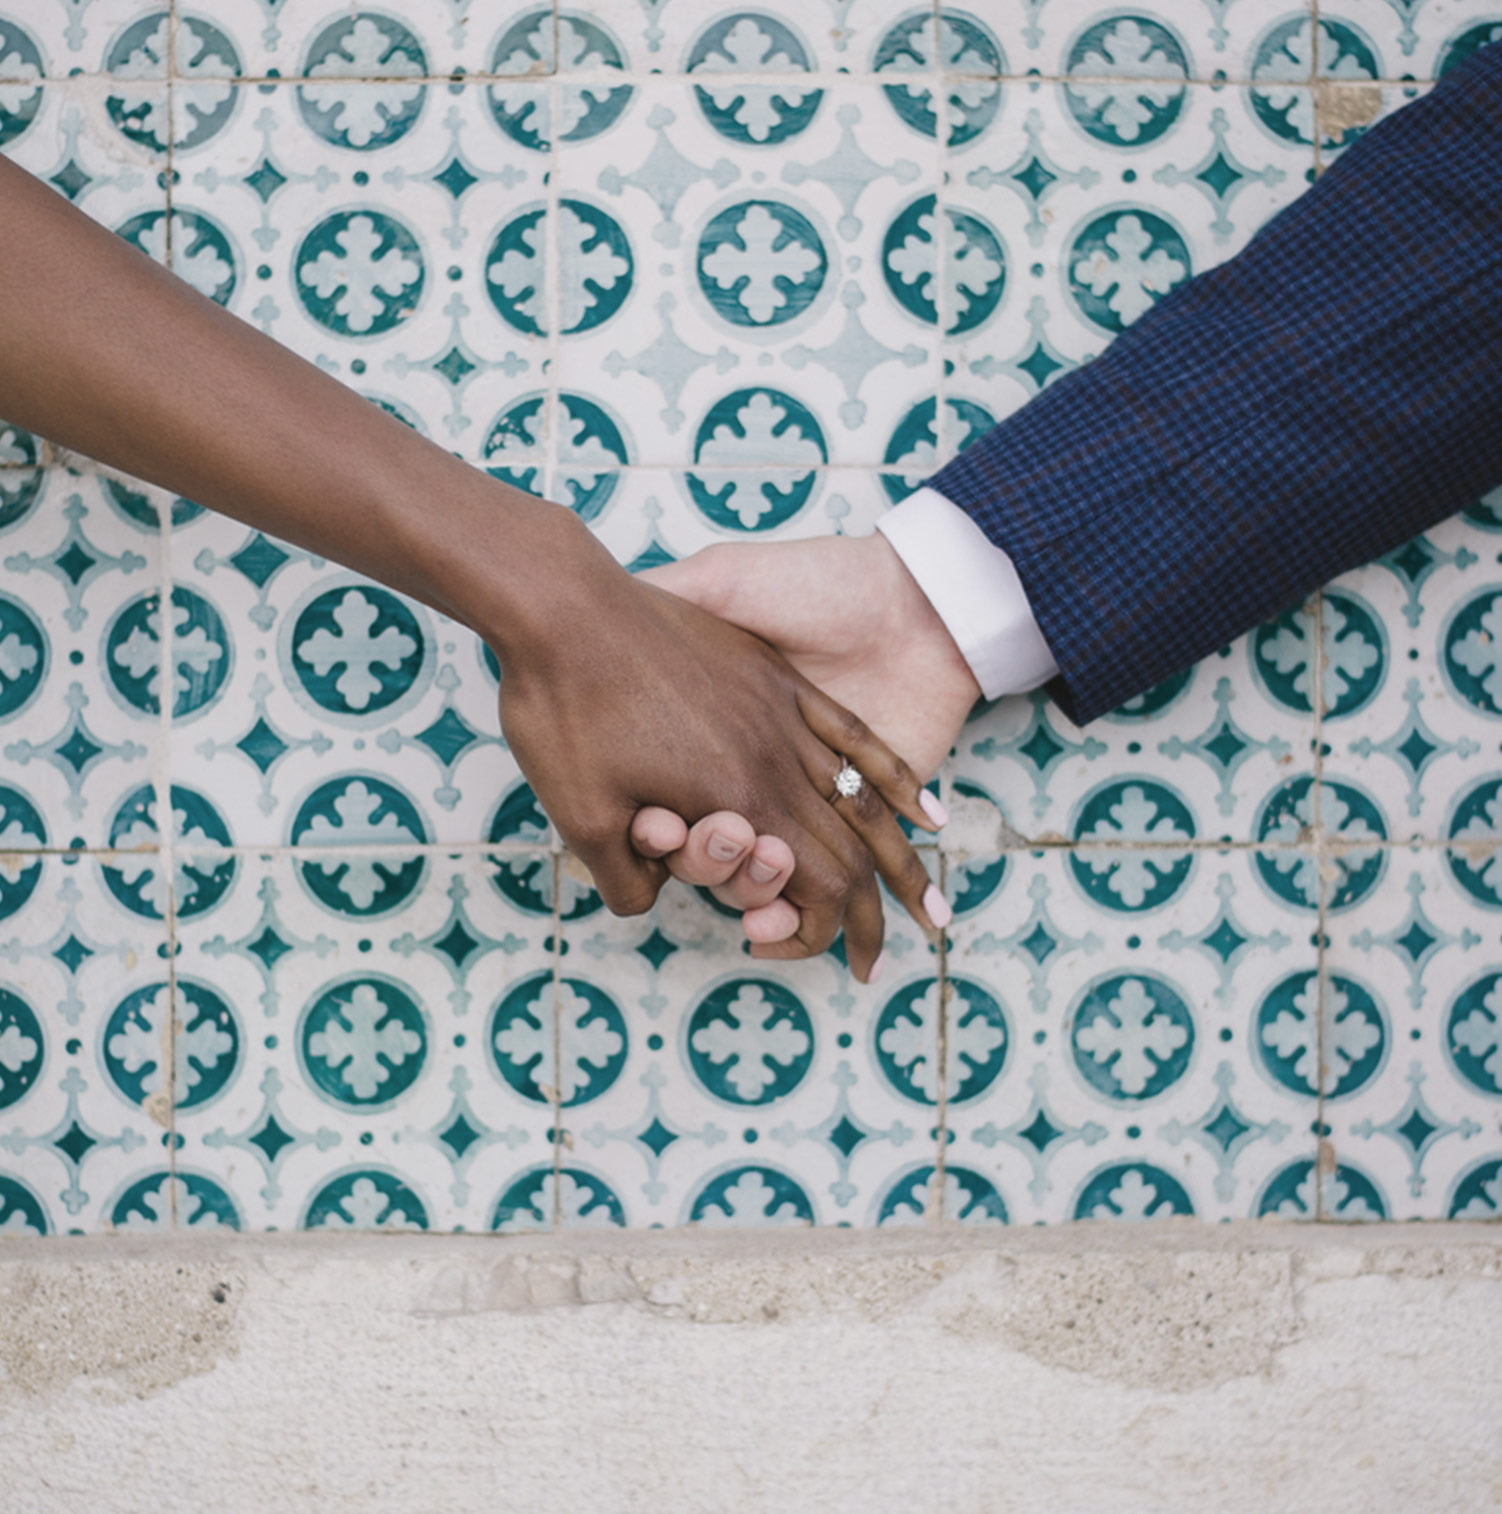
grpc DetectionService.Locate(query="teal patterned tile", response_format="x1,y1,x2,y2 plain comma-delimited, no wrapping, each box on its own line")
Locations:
2,1,173,81
0,854,170,1234
1318,0,1502,78
170,849,556,1231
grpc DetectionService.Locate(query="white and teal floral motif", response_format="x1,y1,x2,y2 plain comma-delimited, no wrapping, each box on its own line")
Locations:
487,11,633,151
686,387,826,531
1250,18,1380,147
0,1175,48,1236
1064,17,1189,147
697,201,827,328
1074,1162,1193,1220
874,975,1007,1105
882,196,1005,335
877,1165,1007,1225
1256,970,1385,1099
296,211,424,337
0,20,42,150
486,782,603,921
882,397,995,502
1440,22,1502,77
1068,208,1190,332
117,209,237,307
105,14,239,154
0,988,42,1112
490,974,627,1107
1253,589,1385,718
290,777,428,915
300,977,426,1108
483,393,630,523
1443,589,1502,716
105,585,229,719
112,1171,241,1230
1259,1158,1386,1220
688,13,821,145
304,1169,428,1230
690,1165,814,1226
0,422,42,529
104,979,240,1112
1070,779,1195,911
486,201,632,336
102,475,202,531
101,783,235,921
874,10,1003,147
1071,975,1193,1100
1446,973,1502,1096
1106,666,1194,720
1256,776,1387,910
289,585,426,717
492,1167,625,1231
0,593,45,719
298,15,427,150
1450,1158,1502,1219
0,785,45,921
687,979,814,1105
1447,778,1502,906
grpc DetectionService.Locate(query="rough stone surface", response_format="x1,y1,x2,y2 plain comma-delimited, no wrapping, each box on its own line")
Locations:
0,1224,1499,1513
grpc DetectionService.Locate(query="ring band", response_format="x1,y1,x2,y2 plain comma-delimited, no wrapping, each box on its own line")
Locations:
832,760,865,802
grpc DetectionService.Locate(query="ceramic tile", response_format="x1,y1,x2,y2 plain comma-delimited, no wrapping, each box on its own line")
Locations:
1,0,167,80
169,849,557,1230
1320,845,1502,1219
1317,0,1502,79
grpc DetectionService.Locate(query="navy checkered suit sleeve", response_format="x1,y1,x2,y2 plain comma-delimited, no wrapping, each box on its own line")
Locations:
926,42,1502,726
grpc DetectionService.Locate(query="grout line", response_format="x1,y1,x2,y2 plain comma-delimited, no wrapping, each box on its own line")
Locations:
931,855,951,1225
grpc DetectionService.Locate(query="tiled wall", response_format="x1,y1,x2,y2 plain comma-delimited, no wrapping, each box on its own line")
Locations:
1,0,1499,1235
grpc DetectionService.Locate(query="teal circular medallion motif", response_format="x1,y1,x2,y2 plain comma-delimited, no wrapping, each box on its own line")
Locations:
874,974,1007,1105
486,781,603,920
491,1165,626,1231
1064,16,1188,146
882,196,1006,334
104,979,240,1111
882,397,996,503
1070,778,1195,911
686,387,826,532
1440,22,1502,77
484,393,630,523
688,13,822,145
0,989,43,1111
874,9,1003,146
1443,589,1502,716
298,14,428,149
696,200,828,328
689,1164,814,1226
487,11,633,151
102,475,203,530
0,785,45,920
489,972,627,1107
1250,18,1380,147
1074,1161,1193,1220
0,21,42,149
0,422,42,530
1464,485,1502,531
486,200,632,337
117,208,237,307
1446,777,1502,906
1071,973,1193,1101
1255,970,1385,1099
0,594,45,719
877,1164,1007,1225
300,976,427,1109
947,779,1008,916
105,585,229,719
1449,1157,1502,1219
304,1168,429,1230
291,776,428,916
106,14,241,153
1258,1157,1386,1219
102,783,236,920
1255,776,1387,910
111,1170,241,1230
1446,973,1502,1097
288,583,427,717
295,210,425,336
685,978,814,1105
1068,208,1190,332
0,1174,48,1235
1252,589,1385,718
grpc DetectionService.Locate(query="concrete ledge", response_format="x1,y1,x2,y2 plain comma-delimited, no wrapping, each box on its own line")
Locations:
2,1223,1499,1512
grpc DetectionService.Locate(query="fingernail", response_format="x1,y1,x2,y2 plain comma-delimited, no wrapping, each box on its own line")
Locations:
867,951,887,986
919,789,949,828
923,883,953,931
747,858,779,884
707,833,745,863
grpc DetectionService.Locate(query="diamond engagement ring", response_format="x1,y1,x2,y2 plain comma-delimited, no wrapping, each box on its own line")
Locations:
832,761,865,802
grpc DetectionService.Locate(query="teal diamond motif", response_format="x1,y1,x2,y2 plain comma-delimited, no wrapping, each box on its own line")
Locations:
53,934,94,973
1396,725,1438,774
432,155,479,199
431,917,481,971
1394,919,1436,964
56,726,103,775
1011,155,1058,200
635,928,679,970
55,541,96,585
1203,721,1248,769
637,1116,678,1158
415,708,480,767
248,1113,296,1165
1017,1108,1062,1153
1201,1101,1251,1153
1395,1105,1438,1155
1017,722,1066,772
243,156,289,204
246,925,292,972
439,1112,482,1161
1201,917,1247,963
1016,341,1065,391
229,532,291,589
432,345,479,387
1196,151,1244,199
627,541,676,574
1019,921,1056,965
54,1121,96,1165
827,1114,868,1158
51,159,93,200
237,717,288,774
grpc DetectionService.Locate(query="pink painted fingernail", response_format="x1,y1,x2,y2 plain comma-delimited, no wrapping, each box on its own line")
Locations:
923,884,953,931
747,858,779,884
919,790,949,828
707,833,745,863
867,952,887,986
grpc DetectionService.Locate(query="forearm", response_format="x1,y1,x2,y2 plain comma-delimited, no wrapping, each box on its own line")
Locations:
0,154,596,658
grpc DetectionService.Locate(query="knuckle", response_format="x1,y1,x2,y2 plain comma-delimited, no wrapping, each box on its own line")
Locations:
609,879,657,917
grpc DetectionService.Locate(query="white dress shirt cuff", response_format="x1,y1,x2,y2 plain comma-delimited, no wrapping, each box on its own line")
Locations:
875,486,1058,701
